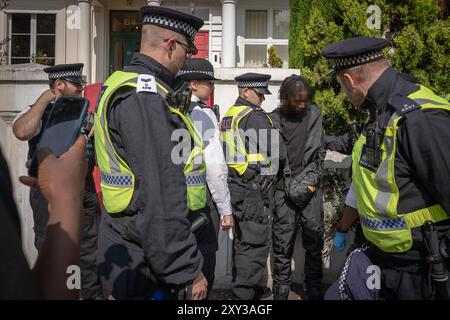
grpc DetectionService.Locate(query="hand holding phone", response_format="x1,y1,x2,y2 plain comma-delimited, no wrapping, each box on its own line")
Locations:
28,96,90,177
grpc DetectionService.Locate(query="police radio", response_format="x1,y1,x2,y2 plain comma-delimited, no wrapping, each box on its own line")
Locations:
364,111,383,169
365,127,382,167
166,82,192,114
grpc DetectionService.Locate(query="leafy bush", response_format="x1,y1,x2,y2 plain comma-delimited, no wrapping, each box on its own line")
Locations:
290,0,450,135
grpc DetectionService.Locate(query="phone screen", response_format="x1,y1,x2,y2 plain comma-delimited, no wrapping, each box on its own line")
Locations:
38,97,88,156
28,97,89,177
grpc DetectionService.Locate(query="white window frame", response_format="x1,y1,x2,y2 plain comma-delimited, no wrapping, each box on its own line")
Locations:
7,10,57,65
239,8,289,68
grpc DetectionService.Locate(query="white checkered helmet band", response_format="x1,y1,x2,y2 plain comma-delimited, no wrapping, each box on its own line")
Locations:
177,70,214,77
330,50,384,70
237,80,270,88
48,70,83,79
143,15,197,40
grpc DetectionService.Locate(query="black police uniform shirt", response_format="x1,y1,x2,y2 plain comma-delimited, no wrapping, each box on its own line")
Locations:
106,53,203,286
233,96,275,174
0,147,41,299
356,67,450,268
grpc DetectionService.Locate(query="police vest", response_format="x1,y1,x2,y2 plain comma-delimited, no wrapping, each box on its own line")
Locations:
352,85,450,253
94,71,206,214
221,105,273,176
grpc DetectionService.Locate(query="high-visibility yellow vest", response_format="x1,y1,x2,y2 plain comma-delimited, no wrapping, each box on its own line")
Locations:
220,105,273,176
352,85,450,253
94,71,206,214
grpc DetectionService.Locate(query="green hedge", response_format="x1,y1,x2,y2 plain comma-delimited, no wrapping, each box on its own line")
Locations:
289,0,450,135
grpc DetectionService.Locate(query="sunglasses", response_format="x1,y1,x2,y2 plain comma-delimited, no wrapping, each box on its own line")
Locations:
165,38,198,57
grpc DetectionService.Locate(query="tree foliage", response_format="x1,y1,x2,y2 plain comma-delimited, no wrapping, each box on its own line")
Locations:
290,0,450,135
267,46,283,68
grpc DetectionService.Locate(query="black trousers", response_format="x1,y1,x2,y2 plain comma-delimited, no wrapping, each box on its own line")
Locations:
97,213,196,300
230,180,271,300
30,187,102,299
97,213,155,300
366,239,450,300
272,188,324,291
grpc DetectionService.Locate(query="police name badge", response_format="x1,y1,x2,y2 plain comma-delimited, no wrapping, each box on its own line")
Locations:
137,74,157,94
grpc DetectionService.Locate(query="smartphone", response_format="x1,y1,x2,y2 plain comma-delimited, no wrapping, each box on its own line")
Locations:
28,96,90,177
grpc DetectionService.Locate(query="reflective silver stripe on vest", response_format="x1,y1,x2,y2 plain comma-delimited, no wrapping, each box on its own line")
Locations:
185,172,206,186
374,113,398,217
360,215,407,231
100,77,138,175
228,155,247,164
373,96,443,217
191,152,203,171
101,172,133,187
227,106,252,164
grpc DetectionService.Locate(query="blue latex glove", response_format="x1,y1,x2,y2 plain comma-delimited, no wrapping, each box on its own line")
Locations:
152,289,164,300
333,231,348,252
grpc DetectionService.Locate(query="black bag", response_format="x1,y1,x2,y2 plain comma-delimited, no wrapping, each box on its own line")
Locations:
284,161,320,211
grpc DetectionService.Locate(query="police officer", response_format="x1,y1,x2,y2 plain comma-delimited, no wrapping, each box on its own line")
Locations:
12,63,102,299
177,58,233,297
269,75,325,300
322,37,450,299
221,73,279,300
95,6,208,300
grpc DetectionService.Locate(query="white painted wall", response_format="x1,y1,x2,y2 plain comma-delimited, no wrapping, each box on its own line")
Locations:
0,64,50,268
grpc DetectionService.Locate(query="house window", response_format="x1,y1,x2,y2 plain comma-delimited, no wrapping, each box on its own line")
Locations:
245,11,268,39
242,9,289,68
10,13,56,65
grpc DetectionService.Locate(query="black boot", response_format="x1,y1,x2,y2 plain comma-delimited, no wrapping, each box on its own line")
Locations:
273,284,289,300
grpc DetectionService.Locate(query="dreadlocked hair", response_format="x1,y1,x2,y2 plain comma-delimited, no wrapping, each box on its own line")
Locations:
279,74,312,102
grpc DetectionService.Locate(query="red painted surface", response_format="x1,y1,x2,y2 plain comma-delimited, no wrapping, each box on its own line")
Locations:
83,83,104,212
192,31,214,107
193,31,209,59
84,82,103,113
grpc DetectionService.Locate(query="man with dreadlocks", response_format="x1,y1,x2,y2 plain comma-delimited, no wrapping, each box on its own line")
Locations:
269,75,326,300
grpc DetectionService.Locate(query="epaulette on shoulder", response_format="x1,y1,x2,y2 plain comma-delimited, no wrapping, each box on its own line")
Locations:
388,95,421,116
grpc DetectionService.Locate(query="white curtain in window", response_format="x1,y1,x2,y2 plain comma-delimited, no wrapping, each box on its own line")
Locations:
245,10,268,39
244,44,267,67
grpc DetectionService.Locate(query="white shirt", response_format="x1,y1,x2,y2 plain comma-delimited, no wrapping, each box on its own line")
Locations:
190,95,232,216
345,181,357,209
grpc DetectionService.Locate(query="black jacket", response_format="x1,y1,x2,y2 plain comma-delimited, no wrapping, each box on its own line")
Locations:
270,104,326,186
106,53,202,286
355,67,450,268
